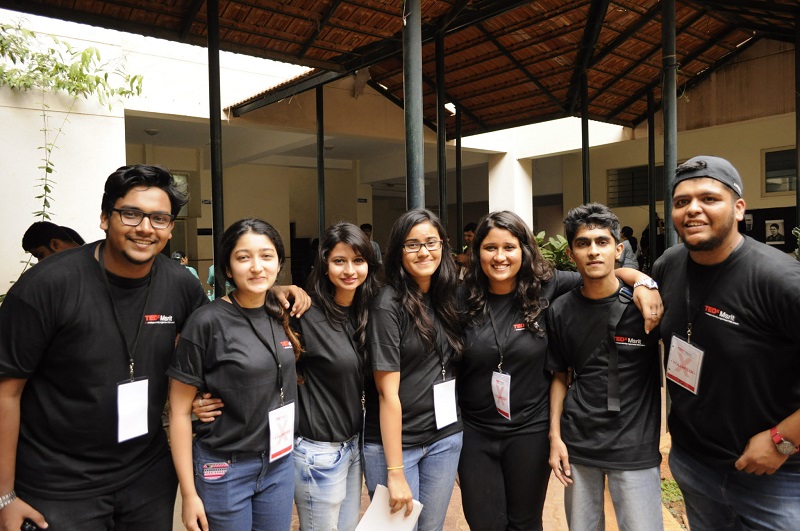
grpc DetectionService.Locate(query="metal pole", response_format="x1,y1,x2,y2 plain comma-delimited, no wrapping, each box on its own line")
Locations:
581,73,590,203
662,0,678,249
404,0,425,209
316,86,326,239
207,0,225,298
647,89,657,270
795,13,800,230
436,32,447,225
456,109,463,250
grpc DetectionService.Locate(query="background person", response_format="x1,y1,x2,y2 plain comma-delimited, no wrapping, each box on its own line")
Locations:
363,208,464,531
360,223,383,264
21,221,84,261
171,250,200,279
169,218,302,531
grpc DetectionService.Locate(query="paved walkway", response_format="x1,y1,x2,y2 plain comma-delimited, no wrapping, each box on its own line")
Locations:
173,433,683,530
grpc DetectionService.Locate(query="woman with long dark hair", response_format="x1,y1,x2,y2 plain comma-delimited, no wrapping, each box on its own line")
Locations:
457,211,662,530
292,222,380,530
168,218,301,531
363,208,464,531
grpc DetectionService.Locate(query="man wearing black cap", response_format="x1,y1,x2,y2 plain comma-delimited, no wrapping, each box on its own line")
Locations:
652,155,800,529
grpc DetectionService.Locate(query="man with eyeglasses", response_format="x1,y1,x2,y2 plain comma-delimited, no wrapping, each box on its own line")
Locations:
0,165,308,530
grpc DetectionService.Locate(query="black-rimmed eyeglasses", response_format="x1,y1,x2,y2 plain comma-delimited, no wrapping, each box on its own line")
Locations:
112,208,175,229
402,240,443,253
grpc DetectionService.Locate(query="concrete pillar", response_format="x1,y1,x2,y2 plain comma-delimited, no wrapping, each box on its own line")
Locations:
488,152,533,230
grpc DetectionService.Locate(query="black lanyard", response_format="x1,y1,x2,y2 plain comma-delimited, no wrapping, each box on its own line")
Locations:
98,243,155,382
683,261,724,345
487,302,511,373
229,293,286,405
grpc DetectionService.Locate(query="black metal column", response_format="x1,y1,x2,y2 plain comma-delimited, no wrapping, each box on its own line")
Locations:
436,32,447,225
795,13,800,230
207,0,225,298
316,86,326,239
648,89,658,267
456,109,463,250
662,0,678,248
404,0,425,209
581,73,590,203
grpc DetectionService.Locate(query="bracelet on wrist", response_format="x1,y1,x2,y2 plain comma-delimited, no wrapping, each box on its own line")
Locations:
386,464,404,471
0,490,16,510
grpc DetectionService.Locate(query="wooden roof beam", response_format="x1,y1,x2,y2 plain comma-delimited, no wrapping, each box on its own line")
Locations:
179,0,205,40
476,24,565,112
366,79,439,132
566,0,612,114
298,0,344,59
588,3,665,69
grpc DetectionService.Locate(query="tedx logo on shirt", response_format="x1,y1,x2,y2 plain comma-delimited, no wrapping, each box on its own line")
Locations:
144,314,174,325
704,305,739,326
614,336,644,347
280,340,293,349
512,323,525,331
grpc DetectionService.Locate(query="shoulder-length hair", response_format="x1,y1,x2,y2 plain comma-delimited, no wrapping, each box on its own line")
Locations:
383,209,462,354
464,210,553,334
306,222,381,355
218,218,301,358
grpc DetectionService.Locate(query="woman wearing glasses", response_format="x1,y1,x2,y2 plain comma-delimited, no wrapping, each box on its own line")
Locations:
457,211,663,530
168,219,302,531
363,209,463,531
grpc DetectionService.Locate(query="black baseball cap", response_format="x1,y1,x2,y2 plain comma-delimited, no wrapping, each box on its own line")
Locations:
673,156,743,197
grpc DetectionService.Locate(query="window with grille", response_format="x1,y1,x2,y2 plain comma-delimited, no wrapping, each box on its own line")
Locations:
607,165,664,208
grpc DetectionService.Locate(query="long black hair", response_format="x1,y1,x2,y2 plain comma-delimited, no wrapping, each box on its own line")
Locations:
383,209,463,354
306,222,381,355
218,218,301,358
464,210,553,335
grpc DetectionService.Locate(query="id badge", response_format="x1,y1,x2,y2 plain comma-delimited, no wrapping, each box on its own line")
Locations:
666,335,704,395
433,379,458,429
117,377,148,442
491,371,511,420
269,402,295,462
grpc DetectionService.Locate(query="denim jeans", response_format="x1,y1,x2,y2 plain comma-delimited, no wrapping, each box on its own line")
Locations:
16,451,177,531
293,434,362,531
363,431,463,531
193,440,294,531
564,463,663,531
670,444,800,530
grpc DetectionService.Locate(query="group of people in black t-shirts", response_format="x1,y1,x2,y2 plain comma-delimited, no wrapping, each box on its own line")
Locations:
178,207,661,531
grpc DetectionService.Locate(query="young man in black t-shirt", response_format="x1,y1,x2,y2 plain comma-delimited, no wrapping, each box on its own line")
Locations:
547,203,663,531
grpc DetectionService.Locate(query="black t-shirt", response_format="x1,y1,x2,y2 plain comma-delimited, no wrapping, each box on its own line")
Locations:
546,284,661,470
0,243,207,498
458,270,581,434
364,286,462,447
653,236,800,470
168,298,298,452
295,303,364,442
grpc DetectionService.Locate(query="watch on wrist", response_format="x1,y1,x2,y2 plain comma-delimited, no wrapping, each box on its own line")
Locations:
770,427,799,455
632,277,658,290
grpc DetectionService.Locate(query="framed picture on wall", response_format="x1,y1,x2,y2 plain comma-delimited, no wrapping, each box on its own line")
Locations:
765,219,786,245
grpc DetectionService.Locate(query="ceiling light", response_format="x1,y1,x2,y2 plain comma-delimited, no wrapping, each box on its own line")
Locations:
144,128,159,136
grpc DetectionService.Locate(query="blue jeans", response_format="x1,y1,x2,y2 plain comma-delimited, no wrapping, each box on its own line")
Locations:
16,451,177,531
564,463,663,531
670,444,800,530
293,434,362,531
363,431,463,531
193,440,294,531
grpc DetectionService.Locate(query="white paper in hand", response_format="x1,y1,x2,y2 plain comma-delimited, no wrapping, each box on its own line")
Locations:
356,484,423,531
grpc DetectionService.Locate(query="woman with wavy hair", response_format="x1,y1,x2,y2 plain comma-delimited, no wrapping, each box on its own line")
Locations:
292,222,380,530
168,218,301,531
457,210,662,530
363,208,464,531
